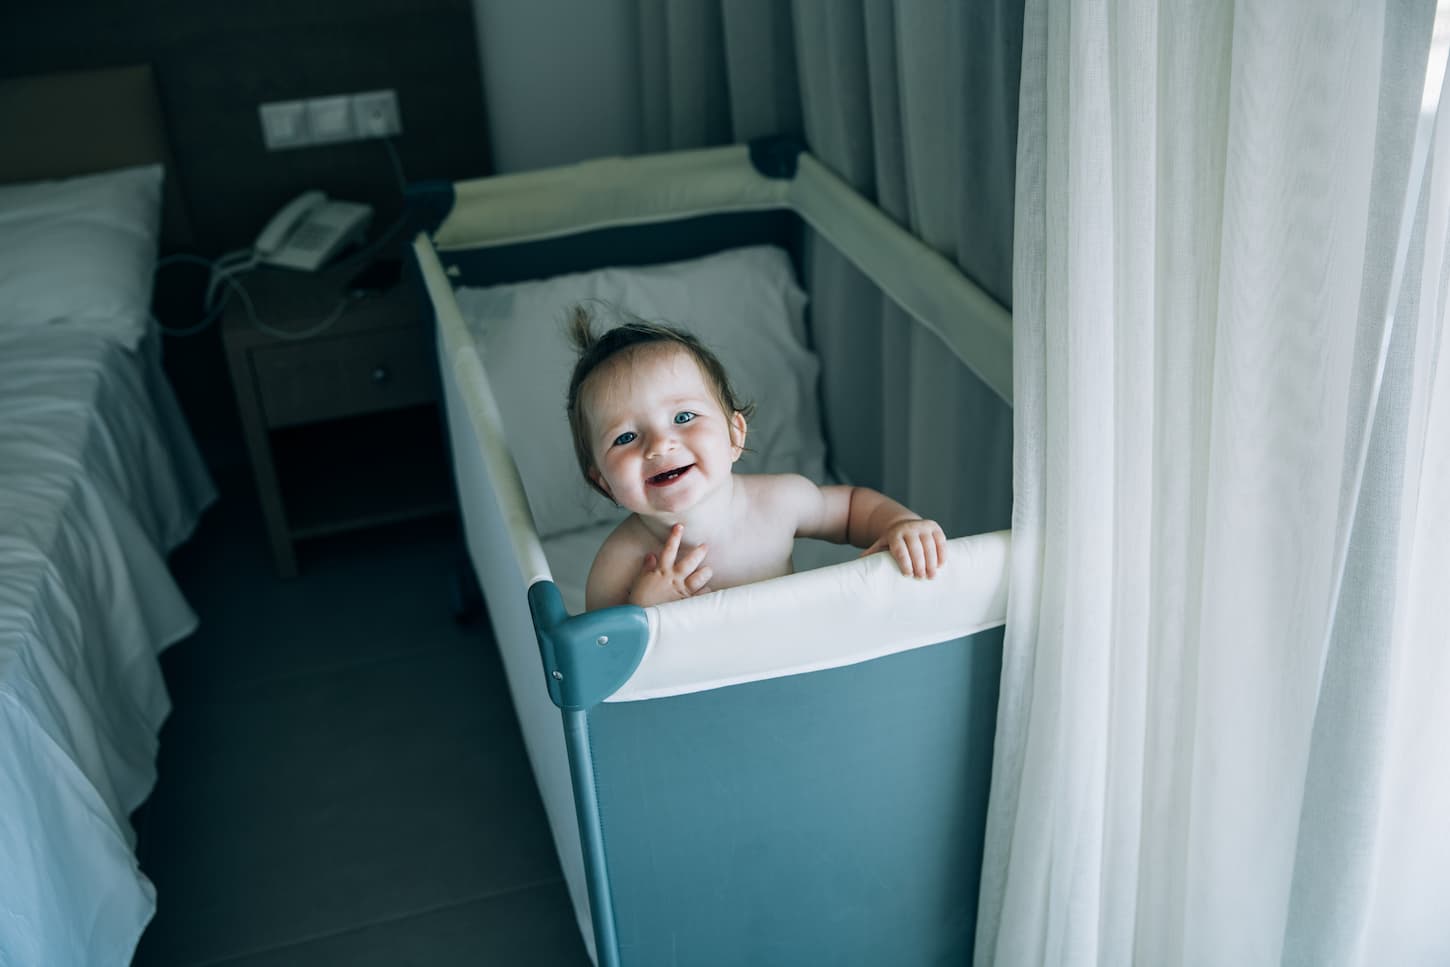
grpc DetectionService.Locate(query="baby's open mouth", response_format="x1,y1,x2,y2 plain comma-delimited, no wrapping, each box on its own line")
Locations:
647,464,694,486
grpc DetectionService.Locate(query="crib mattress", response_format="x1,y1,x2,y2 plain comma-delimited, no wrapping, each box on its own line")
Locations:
0,324,215,965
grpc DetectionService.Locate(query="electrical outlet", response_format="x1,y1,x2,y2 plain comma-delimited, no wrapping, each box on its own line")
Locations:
352,90,402,139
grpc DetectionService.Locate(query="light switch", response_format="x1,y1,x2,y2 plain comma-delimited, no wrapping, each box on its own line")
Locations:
306,96,355,143
259,101,309,150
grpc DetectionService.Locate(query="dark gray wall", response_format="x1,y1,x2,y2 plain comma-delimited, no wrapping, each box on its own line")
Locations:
472,0,644,172
0,0,493,470
0,0,491,250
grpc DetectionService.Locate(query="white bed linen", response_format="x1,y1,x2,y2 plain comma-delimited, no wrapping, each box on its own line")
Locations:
0,324,214,966
0,164,164,350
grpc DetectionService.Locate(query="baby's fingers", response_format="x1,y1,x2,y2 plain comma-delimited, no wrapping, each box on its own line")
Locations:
675,540,709,575
641,552,659,573
906,535,929,578
890,539,914,576
920,532,942,578
658,523,684,568
684,566,714,594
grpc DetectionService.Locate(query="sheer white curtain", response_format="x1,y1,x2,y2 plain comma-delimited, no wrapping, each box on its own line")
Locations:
633,0,1022,538
979,1,1450,964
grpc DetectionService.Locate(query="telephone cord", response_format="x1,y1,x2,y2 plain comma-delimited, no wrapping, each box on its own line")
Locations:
205,247,259,309
151,252,355,341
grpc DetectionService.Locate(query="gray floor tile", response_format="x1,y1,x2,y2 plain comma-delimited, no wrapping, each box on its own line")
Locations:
204,882,591,967
162,483,475,697
134,477,581,967
136,573,564,964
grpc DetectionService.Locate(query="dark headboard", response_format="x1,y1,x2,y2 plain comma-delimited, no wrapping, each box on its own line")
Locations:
0,64,192,247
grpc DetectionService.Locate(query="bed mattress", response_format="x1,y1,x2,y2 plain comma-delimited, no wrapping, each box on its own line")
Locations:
0,324,214,965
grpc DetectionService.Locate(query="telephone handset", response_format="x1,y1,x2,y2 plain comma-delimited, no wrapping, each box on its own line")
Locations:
254,191,373,272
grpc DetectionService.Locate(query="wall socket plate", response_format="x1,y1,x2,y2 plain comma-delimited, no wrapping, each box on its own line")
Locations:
260,89,402,150
352,90,402,139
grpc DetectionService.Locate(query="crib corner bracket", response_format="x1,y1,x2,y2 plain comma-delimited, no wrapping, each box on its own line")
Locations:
403,179,456,235
527,581,650,711
748,134,804,179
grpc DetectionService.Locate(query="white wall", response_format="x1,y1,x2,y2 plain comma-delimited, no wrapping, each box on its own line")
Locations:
472,0,644,173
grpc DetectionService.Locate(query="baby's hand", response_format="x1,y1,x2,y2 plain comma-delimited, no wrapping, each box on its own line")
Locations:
627,523,714,606
863,518,947,579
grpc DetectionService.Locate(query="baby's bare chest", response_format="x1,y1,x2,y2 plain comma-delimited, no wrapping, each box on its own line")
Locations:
693,518,797,591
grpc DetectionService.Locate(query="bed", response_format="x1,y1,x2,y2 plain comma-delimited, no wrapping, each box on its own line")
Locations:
411,143,1014,966
0,66,216,965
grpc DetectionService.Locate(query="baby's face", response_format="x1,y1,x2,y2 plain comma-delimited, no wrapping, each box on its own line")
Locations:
584,345,746,519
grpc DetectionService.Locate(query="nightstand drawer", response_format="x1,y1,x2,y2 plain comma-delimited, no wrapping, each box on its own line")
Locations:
253,326,435,427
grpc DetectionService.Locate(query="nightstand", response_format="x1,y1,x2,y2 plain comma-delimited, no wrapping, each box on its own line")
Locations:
222,263,454,577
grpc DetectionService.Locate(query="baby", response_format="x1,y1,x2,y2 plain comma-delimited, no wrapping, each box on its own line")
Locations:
565,307,947,610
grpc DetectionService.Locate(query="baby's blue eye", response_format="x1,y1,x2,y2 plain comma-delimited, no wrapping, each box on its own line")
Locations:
674,412,696,425
612,431,637,446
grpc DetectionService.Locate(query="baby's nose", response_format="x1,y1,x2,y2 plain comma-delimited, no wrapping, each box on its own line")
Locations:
644,428,678,458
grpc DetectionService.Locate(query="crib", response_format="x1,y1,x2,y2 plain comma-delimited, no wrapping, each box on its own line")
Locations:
409,139,1013,966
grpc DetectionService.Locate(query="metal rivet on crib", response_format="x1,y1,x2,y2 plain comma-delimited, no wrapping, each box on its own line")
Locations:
596,635,609,646
552,670,563,680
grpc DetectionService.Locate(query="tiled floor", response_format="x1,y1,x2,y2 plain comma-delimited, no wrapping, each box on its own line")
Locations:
131,477,592,967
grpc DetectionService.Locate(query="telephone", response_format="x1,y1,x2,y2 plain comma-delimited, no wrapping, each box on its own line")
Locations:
254,191,373,272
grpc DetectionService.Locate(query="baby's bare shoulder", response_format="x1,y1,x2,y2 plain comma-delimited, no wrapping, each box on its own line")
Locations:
595,515,653,559
737,472,820,506
736,473,827,530
738,473,849,541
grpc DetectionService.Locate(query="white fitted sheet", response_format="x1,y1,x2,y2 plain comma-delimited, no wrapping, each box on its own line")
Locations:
0,323,214,966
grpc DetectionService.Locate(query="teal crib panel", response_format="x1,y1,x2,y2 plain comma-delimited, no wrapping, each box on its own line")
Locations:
584,627,1003,967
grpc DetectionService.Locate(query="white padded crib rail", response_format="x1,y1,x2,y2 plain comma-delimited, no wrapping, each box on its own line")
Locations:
614,530,1010,702
429,144,1013,405
414,236,554,588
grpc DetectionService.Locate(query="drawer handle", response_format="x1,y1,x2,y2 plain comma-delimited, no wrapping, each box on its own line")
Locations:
371,365,391,384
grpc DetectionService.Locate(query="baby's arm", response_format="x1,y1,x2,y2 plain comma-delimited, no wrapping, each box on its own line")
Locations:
787,478,947,578
586,522,712,610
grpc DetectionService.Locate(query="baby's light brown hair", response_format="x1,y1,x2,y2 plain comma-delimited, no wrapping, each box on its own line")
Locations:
565,305,754,500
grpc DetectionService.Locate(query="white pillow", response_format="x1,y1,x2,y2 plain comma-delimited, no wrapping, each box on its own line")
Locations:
455,245,828,540
0,163,163,348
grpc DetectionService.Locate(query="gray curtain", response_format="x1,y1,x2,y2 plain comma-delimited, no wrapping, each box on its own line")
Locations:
634,0,1023,538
